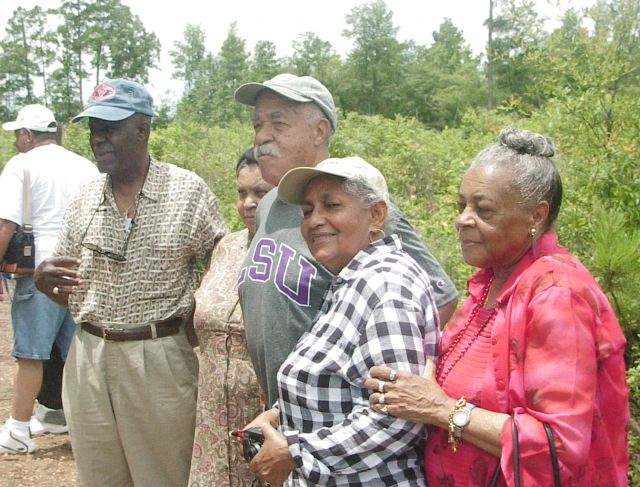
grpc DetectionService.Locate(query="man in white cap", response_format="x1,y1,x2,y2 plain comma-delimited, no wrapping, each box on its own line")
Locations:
0,104,98,454
34,79,227,487
234,74,458,410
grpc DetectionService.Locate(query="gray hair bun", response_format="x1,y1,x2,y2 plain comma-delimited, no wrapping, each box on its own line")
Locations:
499,126,555,158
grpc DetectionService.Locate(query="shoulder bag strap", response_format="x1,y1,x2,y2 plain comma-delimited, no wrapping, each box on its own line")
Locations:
22,167,32,232
512,418,521,487
543,422,562,487
490,419,562,487
488,418,520,487
488,459,502,487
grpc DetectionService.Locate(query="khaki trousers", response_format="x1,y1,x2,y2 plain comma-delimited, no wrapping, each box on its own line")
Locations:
62,326,198,487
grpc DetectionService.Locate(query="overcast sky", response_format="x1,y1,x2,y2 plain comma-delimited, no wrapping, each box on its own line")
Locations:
1,0,596,102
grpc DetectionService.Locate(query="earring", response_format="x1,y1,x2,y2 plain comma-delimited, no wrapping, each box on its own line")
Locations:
369,229,386,243
529,227,540,259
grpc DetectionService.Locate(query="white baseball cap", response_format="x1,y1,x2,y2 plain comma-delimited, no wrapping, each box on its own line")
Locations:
278,156,389,205
2,104,58,133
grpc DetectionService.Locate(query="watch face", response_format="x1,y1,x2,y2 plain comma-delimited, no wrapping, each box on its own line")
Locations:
452,409,470,427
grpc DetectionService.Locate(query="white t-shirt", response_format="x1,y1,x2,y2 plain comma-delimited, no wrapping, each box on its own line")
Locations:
0,144,99,266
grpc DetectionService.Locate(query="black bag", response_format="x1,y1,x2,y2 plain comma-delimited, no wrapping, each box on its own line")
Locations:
2,226,35,274
1,168,35,275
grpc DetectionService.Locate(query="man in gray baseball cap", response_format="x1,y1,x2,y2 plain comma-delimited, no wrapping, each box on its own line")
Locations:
233,76,458,483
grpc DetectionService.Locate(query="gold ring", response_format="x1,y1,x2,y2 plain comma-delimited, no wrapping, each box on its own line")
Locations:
389,369,397,381
378,380,385,393
52,287,59,295
378,393,385,404
381,405,388,414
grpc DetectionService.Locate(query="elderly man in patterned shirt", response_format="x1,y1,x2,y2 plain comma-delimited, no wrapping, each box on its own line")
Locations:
34,79,227,487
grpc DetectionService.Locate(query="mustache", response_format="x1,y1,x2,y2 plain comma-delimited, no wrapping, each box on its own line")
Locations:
254,143,280,158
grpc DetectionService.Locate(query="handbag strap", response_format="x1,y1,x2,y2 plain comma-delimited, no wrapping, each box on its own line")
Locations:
22,167,32,231
488,419,520,487
512,418,521,487
488,419,561,487
543,422,562,487
488,459,502,487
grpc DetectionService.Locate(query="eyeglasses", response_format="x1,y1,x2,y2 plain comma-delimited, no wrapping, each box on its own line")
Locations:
80,203,136,262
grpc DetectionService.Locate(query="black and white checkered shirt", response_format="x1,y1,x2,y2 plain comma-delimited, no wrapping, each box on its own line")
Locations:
277,235,439,486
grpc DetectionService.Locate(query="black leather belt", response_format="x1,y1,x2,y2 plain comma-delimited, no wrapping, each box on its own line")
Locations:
80,316,183,341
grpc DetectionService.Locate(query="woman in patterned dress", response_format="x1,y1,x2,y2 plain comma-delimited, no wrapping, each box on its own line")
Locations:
189,148,274,487
366,127,629,487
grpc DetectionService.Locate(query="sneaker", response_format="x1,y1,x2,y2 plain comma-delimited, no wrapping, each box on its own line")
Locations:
0,425,36,454
34,402,65,423
30,403,67,435
29,416,68,435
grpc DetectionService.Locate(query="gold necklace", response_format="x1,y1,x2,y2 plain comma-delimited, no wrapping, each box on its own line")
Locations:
121,200,136,218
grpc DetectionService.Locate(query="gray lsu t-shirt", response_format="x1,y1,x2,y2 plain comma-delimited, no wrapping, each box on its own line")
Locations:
238,188,458,407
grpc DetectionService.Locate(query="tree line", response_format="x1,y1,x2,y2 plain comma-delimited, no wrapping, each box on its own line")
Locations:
0,0,160,120
5,0,640,133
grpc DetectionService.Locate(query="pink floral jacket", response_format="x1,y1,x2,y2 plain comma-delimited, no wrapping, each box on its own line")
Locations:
432,230,629,487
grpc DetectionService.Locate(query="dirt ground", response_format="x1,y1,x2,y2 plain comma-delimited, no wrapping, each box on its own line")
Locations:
0,281,79,487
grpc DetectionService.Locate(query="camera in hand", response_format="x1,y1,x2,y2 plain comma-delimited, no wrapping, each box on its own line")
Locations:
242,427,265,462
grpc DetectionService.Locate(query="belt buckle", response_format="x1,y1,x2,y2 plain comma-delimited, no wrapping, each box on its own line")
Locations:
102,326,121,341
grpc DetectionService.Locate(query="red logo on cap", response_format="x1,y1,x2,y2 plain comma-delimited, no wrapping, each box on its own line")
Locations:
91,83,116,100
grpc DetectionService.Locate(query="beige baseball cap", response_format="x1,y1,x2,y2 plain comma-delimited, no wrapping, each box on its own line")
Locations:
278,156,388,205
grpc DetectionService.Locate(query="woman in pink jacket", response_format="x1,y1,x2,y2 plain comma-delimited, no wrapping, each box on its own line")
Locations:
366,127,629,487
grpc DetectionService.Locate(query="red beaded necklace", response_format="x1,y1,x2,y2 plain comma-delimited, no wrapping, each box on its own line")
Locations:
436,275,497,385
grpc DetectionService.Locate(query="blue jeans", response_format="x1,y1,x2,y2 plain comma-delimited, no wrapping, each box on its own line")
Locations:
10,275,76,360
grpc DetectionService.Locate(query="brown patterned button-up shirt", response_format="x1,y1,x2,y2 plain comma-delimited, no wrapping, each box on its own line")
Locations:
56,157,227,325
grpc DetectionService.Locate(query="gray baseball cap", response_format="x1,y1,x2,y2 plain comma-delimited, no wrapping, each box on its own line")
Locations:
72,79,154,123
235,73,337,131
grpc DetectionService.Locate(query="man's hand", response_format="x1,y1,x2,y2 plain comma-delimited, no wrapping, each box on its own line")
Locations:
34,256,82,307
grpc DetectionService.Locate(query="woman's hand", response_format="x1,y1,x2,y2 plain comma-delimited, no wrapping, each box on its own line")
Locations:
234,408,280,454
242,408,279,431
250,423,298,487
365,359,454,429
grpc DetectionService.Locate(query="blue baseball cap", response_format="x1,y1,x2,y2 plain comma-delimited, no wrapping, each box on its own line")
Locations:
72,79,154,122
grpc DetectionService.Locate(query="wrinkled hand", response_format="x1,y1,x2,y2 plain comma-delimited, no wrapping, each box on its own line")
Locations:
250,423,297,487
365,359,450,426
33,256,82,307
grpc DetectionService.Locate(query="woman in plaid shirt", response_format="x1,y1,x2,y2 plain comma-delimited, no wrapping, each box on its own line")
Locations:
247,157,439,486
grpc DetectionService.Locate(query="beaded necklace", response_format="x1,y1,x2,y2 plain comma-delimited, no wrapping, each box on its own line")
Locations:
436,275,497,385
